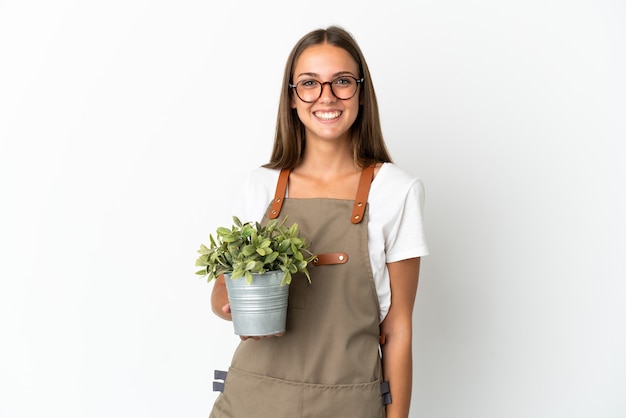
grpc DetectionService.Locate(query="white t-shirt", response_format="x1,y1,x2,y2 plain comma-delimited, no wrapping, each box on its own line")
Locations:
229,162,429,322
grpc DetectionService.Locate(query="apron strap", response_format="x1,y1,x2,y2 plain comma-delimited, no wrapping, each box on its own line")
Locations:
213,369,228,392
380,380,392,405
269,168,290,219
269,165,376,223
351,165,375,224
311,252,349,266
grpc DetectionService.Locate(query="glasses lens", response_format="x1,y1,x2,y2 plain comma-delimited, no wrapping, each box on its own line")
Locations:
331,77,358,100
296,80,321,103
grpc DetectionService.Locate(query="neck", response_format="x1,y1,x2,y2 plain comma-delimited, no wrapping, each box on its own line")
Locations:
297,151,358,178
297,136,357,176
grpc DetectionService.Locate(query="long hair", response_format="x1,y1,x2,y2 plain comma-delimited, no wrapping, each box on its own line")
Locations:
264,26,392,169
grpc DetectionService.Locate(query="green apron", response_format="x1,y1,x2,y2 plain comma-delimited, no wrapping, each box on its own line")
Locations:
210,166,387,418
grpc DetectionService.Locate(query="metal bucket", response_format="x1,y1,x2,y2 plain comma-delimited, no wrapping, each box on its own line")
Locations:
224,270,289,336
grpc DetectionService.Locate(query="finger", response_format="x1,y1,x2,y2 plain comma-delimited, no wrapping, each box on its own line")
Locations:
239,335,262,341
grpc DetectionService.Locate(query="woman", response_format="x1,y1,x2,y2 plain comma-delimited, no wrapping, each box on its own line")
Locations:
210,26,428,418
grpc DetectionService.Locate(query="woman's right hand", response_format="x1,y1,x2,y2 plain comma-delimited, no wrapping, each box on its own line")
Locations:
239,332,285,341
211,275,232,321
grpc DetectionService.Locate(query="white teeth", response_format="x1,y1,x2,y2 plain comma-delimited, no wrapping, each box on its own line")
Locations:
314,111,341,120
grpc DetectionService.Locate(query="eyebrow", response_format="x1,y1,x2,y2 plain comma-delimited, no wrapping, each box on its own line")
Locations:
295,71,357,79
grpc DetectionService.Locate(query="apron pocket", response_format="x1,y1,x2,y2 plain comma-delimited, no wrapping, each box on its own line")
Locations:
301,379,385,418
210,368,301,418
210,368,385,418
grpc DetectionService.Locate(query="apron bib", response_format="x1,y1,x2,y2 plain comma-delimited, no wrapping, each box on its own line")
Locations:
210,166,386,418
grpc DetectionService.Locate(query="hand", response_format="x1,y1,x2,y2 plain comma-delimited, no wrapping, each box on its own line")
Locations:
240,332,285,341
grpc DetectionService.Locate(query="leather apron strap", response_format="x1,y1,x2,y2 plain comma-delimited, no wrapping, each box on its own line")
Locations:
351,164,375,224
269,165,376,223
268,168,290,219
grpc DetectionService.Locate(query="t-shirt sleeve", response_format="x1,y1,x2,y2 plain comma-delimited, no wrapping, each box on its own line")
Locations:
229,171,253,224
384,179,429,263
228,168,276,225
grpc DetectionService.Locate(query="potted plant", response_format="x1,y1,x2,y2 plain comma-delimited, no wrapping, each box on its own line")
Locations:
195,216,315,336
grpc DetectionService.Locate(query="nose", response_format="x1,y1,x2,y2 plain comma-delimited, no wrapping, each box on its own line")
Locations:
319,82,336,102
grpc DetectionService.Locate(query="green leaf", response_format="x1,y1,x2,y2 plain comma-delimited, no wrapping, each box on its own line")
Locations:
216,227,231,236
264,251,278,264
277,239,290,252
281,270,292,286
242,245,256,256
241,224,254,239
221,234,239,243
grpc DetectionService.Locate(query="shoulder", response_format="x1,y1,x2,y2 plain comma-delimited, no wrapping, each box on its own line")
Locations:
368,163,427,237
241,166,281,187
369,163,429,261
233,166,282,198
371,163,424,200
229,166,281,224
368,162,426,224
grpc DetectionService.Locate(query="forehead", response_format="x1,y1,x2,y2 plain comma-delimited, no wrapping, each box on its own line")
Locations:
293,43,359,77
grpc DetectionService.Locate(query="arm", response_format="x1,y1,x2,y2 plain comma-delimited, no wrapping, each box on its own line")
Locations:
380,257,421,418
210,274,232,321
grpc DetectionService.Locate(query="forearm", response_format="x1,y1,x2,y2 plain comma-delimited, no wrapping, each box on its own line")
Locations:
210,275,232,321
381,258,421,418
381,329,413,418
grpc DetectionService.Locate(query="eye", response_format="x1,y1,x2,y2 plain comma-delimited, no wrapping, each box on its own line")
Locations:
299,79,320,89
333,77,354,87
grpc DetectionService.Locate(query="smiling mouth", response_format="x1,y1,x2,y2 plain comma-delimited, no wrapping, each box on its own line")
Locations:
314,111,342,121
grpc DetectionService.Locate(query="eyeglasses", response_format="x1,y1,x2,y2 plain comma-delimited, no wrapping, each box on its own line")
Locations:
289,75,364,103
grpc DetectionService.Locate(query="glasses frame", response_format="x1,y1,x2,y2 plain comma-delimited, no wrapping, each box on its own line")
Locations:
289,75,364,103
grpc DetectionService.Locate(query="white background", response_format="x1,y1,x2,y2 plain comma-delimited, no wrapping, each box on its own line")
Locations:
1,1,625,417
